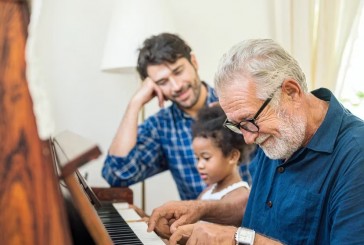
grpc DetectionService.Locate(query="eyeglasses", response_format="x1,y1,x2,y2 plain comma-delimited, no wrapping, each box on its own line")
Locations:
223,87,281,134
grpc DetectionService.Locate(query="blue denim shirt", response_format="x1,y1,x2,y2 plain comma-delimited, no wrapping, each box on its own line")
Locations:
243,88,364,244
102,83,251,200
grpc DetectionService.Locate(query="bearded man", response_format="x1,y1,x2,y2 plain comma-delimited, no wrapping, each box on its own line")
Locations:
147,39,364,245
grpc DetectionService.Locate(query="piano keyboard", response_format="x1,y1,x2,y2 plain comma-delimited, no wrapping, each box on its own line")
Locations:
97,203,165,245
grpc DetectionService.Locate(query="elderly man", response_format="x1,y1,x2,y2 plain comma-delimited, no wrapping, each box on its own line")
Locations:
147,39,364,244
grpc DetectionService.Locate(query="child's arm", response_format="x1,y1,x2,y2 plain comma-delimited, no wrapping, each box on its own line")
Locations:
129,204,149,219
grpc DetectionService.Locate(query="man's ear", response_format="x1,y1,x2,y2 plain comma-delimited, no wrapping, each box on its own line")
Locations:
190,52,199,70
281,79,302,100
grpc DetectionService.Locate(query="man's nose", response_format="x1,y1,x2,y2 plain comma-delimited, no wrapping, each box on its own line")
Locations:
169,77,182,90
241,130,258,145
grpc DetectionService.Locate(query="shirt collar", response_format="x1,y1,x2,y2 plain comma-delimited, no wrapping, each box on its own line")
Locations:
205,82,218,104
306,88,343,153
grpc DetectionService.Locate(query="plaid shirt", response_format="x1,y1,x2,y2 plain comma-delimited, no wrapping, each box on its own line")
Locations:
102,83,251,200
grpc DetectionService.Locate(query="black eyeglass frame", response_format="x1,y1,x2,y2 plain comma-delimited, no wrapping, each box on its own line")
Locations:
223,86,281,134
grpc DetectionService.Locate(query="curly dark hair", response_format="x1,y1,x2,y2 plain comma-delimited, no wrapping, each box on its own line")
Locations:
137,33,192,80
192,105,255,164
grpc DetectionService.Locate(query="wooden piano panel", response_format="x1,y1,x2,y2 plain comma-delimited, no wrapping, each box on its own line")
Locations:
0,0,72,244
92,187,133,204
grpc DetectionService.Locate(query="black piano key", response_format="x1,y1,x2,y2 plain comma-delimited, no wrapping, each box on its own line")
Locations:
96,203,144,244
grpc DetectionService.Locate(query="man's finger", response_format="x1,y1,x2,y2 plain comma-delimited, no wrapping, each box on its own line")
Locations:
154,86,165,108
170,215,188,233
154,218,172,239
148,209,163,232
169,224,194,245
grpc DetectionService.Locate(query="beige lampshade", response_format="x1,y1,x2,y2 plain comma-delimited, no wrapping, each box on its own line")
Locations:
101,0,176,73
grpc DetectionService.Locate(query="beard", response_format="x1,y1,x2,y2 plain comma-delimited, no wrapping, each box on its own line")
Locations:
256,108,306,160
172,78,202,109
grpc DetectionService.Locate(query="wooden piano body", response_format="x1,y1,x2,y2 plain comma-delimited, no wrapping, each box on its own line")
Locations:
0,0,164,244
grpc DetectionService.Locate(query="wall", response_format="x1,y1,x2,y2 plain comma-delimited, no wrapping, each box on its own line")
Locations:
29,0,273,214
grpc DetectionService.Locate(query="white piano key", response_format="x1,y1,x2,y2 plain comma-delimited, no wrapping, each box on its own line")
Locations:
111,204,165,244
112,202,129,210
128,222,166,245
114,208,142,222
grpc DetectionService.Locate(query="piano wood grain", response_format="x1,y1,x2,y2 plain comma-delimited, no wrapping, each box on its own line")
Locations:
0,1,72,244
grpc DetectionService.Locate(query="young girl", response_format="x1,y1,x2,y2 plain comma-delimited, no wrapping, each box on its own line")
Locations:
192,105,255,201
128,105,254,242
130,106,254,218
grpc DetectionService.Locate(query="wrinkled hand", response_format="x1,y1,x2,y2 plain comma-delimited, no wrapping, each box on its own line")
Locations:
152,216,177,239
147,201,203,236
132,77,166,108
169,223,237,245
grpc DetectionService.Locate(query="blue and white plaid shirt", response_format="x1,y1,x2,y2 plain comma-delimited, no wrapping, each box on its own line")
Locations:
102,83,251,200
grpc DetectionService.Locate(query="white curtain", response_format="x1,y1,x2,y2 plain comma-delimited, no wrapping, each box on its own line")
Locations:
270,0,362,92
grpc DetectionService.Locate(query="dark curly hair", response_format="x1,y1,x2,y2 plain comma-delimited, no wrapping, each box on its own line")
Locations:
137,33,192,80
192,105,255,164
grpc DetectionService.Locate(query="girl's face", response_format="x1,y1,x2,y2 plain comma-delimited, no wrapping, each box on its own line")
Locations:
192,136,234,185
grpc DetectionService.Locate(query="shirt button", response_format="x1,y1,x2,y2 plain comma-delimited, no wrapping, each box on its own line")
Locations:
277,166,285,173
267,201,273,208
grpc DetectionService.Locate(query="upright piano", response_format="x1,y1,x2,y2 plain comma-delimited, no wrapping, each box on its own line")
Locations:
0,0,164,244
52,131,165,245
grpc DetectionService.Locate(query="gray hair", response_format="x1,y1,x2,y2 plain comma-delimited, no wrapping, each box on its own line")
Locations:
214,39,307,106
